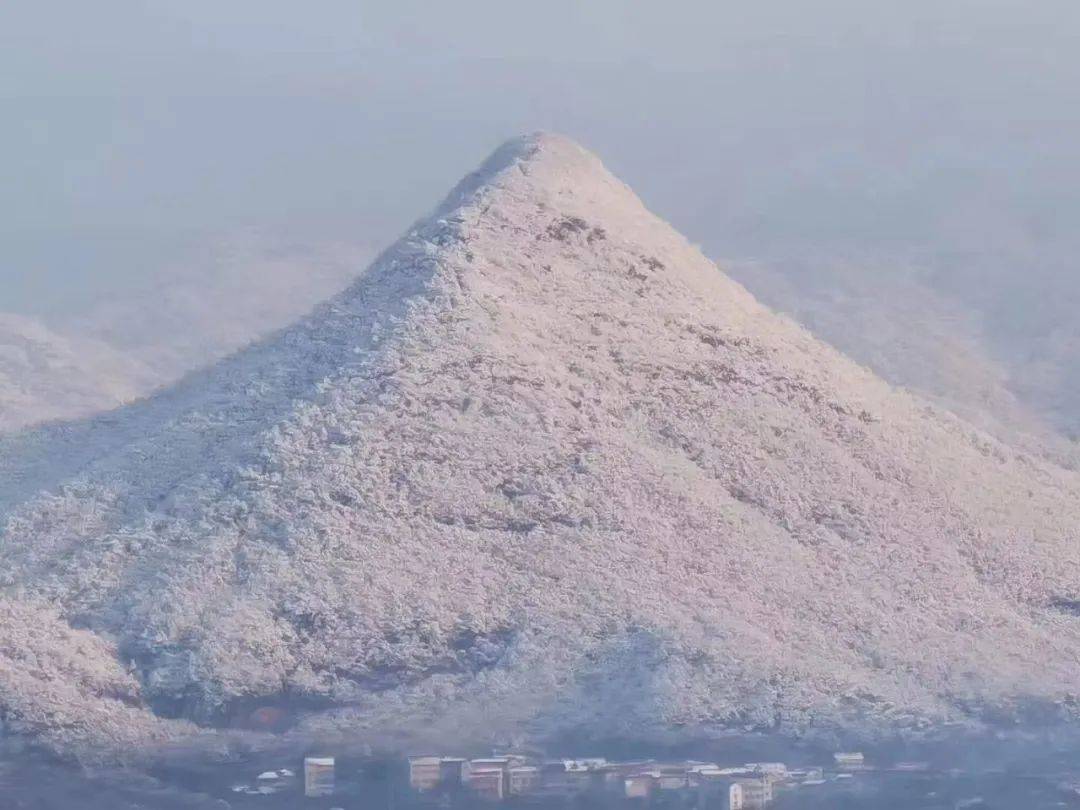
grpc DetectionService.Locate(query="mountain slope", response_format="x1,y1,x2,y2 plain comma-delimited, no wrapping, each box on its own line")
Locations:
723,255,1080,467
3,134,1080,757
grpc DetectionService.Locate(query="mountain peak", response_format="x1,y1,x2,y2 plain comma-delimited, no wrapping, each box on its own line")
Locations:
456,132,607,187
432,132,640,221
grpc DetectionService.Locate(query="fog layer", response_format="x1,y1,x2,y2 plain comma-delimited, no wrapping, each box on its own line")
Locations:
3,2,1080,431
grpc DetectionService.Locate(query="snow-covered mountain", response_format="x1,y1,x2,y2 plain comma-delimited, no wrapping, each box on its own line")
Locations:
4,134,1080,760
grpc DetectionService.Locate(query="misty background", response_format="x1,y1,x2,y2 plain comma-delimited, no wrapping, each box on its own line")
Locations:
3,0,1080,436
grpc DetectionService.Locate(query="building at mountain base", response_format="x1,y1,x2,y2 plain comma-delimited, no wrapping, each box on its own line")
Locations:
304,757,334,797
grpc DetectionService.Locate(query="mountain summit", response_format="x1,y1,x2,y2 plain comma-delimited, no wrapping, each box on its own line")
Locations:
4,133,1080,757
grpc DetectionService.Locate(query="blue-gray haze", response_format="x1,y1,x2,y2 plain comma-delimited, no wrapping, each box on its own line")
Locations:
3,1,1076,310
4,1,1080,436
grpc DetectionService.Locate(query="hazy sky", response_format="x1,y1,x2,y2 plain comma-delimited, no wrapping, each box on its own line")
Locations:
4,0,1079,315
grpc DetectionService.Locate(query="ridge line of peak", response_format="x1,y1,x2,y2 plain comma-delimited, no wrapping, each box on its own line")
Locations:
432,132,605,217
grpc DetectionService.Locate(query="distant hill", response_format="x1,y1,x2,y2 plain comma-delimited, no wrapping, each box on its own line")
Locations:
4,134,1080,760
0,234,370,433
0,312,150,431
723,255,1080,466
